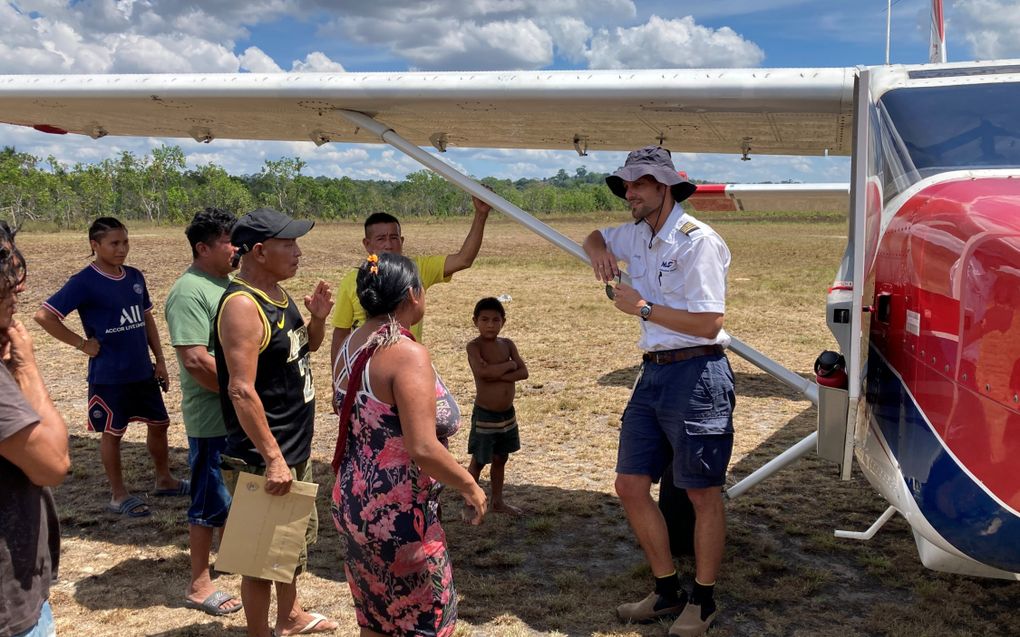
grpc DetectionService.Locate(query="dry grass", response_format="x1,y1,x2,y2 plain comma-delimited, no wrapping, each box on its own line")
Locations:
12,211,1018,637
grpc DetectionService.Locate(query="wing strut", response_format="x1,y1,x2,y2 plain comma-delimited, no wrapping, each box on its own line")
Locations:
335,109,589,265
334,108,820,497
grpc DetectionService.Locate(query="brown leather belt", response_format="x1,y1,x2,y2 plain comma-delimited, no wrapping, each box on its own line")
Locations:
642,344,724,365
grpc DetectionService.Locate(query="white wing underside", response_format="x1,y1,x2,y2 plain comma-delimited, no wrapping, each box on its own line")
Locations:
0,67,854,157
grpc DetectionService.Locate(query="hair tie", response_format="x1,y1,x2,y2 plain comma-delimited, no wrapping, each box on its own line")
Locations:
367,253,379,275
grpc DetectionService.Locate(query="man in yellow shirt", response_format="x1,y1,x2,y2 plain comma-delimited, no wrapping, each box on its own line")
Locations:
330,197,491,364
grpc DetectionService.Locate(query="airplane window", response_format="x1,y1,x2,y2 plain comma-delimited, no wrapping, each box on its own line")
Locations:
879,83,1020,184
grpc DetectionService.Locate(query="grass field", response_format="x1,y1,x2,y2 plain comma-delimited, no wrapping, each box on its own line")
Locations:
12,211,1019,637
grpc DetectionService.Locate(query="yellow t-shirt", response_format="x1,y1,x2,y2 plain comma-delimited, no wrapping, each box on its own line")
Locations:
330,254,450,341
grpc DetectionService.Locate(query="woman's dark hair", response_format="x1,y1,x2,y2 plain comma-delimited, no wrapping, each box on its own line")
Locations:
87,217,127,256
0,221,26,298
185,208,236,258
356,252,422,318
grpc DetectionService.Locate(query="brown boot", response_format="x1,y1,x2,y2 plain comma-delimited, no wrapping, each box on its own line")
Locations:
616,591,686,623
668,601,718,636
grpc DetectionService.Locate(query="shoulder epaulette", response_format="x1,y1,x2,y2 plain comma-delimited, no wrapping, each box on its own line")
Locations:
679,221,700,235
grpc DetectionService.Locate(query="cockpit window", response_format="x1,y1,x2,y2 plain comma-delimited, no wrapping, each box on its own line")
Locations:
879,82,1020,178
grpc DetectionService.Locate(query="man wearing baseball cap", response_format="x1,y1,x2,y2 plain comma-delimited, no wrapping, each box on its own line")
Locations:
583,147,735,637
213,208,337,636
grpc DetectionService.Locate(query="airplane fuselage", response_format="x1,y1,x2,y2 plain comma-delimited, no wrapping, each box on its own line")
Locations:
860,174,1020,578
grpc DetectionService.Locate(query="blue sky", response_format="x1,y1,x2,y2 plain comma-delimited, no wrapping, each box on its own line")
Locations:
1,1,1017,185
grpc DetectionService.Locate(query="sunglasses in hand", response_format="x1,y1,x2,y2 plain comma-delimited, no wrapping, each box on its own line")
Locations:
605,274,621,301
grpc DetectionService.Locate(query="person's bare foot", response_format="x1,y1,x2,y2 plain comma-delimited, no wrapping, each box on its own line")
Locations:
493,500,523,516
277,610,338,635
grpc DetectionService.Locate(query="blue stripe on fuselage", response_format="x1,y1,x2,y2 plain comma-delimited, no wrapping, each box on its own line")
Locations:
866,346,1020,572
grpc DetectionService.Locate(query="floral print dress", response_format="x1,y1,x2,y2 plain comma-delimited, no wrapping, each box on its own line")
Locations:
332,333,461,637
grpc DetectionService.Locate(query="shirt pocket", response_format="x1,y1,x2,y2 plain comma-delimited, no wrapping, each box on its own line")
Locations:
628,256,648,283
658,269,686,297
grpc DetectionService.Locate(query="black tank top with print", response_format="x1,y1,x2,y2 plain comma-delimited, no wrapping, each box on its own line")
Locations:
214,277,315,467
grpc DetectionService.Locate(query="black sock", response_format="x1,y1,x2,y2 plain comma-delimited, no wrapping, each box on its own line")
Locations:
653,572,683,608
691,581,716,619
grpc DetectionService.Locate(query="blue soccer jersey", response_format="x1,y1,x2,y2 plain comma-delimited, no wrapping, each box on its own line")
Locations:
43,263,155,384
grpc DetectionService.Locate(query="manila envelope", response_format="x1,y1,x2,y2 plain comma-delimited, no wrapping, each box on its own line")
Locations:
216,472,319,583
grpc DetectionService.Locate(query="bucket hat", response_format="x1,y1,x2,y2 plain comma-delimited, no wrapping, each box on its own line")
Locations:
606,146,697,202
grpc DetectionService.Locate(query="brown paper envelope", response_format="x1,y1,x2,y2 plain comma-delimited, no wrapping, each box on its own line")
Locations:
215,472,319,583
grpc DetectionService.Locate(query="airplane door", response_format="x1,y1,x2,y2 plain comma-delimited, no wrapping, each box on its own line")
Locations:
823,69,876,480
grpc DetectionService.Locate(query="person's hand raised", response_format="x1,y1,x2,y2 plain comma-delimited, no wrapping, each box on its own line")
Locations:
304,280,334,321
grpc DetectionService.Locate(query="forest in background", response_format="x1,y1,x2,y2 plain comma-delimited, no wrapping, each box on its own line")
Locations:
0,144,632,228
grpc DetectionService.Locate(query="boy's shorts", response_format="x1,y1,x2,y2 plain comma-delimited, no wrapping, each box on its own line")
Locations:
187,436,232,528
617,354,735,489
87,377,169,436
468,404,521,465
220,457,317,575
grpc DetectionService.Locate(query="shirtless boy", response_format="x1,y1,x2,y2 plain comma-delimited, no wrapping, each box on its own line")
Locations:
465,297,528,515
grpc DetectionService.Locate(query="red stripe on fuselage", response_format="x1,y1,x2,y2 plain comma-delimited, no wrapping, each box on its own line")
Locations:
687,184,737,212
870,177,1020,511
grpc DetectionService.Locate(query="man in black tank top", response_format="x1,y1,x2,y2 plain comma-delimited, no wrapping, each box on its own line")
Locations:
214,208,337,637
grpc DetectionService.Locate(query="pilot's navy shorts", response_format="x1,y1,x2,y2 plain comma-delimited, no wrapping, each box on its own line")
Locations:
617,352,736,489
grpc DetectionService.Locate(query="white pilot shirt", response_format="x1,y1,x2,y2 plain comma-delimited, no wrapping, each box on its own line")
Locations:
600,203,731,351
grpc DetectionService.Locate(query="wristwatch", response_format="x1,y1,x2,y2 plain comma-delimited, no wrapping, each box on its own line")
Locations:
639,302,653,321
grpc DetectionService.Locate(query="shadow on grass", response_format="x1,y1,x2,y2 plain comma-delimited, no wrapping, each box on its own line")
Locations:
146,623,246,636
60,406,1020,637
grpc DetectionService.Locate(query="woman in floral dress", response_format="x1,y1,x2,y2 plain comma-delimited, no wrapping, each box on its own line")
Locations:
332,253,487,637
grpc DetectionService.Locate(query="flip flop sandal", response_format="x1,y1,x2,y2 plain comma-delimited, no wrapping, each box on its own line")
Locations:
107,495,150,518
282,613,337,635
154,479,190,497
183,590,243,616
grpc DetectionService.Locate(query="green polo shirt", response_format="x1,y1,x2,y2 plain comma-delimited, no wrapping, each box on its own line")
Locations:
165,266,230,438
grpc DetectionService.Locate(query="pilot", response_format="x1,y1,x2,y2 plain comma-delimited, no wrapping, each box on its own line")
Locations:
583,146,735,637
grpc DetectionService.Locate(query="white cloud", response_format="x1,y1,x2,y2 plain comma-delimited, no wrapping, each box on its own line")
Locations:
952,0,1020,60
541,17,592,64
239,46,283,73
586,15,764,68
290,51,345,72
108,33,240,73
342,16,555,70
327,0,638,70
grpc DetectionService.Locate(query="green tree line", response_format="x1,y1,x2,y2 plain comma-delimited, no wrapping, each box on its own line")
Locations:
0,145,628,228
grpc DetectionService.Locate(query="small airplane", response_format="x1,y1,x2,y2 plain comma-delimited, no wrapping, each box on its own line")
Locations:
0,0,1016,580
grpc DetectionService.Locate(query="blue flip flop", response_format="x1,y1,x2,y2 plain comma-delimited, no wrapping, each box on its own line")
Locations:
154,479,190,497
107,495,150,518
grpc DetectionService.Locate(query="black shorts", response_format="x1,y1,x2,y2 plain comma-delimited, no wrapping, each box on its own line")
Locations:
468,404,521,465
87,376,169,436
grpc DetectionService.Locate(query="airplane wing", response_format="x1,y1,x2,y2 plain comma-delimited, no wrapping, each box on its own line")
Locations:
0,68,854,157
687,183,850,213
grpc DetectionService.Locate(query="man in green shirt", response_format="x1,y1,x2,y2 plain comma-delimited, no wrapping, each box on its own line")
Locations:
329,196,491,366
165,208,243,617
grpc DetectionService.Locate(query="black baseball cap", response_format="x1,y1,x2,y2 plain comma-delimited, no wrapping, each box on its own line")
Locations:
231,208,314,255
